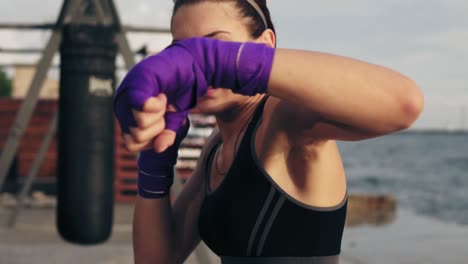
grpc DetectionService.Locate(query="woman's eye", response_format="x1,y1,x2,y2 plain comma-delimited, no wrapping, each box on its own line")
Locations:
213,35,230,41
205,31,230,41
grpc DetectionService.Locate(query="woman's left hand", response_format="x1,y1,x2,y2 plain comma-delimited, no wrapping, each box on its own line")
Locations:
122,94,184,153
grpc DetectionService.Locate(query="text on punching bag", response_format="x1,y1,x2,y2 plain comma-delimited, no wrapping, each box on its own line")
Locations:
89,76,113,97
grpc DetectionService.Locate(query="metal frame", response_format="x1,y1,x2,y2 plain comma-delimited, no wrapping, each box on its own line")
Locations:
0,0,134,225
0,0,134,202
7,113,58,227
0,48,44,54
0,0,86,226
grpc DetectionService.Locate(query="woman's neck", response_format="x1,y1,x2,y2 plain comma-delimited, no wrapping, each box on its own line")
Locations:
215,94,265,144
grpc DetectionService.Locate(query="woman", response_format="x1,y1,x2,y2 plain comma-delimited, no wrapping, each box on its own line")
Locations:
114,0,424,263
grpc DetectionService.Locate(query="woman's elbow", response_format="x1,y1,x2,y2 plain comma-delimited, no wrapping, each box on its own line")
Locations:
395,78,425,131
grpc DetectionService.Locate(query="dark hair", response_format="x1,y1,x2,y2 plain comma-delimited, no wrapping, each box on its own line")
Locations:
172,0,275,39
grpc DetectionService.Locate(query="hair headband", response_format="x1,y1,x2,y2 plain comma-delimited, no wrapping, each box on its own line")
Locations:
245,0,268,29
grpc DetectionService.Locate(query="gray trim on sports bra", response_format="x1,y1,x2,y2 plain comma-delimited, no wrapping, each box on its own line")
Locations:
221,255,340,264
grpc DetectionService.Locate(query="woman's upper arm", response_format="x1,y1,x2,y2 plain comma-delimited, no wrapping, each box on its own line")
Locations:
268,97,387,144
267,49,423,138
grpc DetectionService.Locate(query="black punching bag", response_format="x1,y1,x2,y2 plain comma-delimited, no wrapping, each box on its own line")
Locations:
57,25,117,244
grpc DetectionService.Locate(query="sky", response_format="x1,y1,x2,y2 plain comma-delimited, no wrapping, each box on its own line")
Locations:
0,0,467,130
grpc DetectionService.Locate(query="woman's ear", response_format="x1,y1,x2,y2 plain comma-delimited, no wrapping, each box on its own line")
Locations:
255,29,276,48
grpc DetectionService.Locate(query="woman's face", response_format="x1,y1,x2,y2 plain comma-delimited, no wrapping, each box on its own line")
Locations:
171,1,256,114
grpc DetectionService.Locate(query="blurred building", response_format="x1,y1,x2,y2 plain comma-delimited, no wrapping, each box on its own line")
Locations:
11,64,58,99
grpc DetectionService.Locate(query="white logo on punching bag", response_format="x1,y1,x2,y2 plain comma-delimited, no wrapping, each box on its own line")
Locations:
89,76,113,96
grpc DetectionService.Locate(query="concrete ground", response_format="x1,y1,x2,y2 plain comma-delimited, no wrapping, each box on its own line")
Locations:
0,202,220,264
1,199,467,264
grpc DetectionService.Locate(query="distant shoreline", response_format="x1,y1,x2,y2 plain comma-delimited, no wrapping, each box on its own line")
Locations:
399,129,468,135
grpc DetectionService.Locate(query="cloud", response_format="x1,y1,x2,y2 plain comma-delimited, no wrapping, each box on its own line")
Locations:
269,0,387,17
117,0,173,27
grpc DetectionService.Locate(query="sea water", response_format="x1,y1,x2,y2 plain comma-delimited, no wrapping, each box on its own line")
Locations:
338,131,468,225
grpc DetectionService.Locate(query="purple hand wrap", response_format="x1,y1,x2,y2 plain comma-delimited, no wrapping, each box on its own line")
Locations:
113,38,274,199
137,120,190,199
114,37,275,134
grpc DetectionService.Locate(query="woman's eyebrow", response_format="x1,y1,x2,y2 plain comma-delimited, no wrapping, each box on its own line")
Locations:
171,31,230,43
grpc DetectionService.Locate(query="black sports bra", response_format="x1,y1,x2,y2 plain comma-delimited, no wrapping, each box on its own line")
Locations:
198,97,347,264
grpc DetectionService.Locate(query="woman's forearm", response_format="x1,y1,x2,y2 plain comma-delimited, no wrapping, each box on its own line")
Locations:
133,196,175,264
267,49,424,134
132,148,210,264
